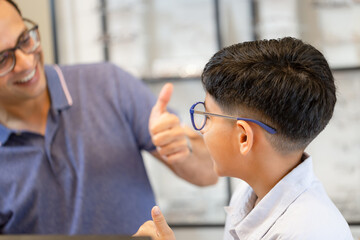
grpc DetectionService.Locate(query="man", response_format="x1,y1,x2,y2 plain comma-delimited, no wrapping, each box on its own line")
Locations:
0,0,217,234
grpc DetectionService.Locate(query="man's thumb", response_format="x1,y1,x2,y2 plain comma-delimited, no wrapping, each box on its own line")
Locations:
151,206,173,237
153,83,173,115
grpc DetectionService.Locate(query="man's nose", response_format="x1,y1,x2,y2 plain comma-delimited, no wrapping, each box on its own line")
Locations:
13,49,34,72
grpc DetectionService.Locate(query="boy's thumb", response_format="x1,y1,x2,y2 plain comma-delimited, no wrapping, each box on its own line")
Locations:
151,206,174,238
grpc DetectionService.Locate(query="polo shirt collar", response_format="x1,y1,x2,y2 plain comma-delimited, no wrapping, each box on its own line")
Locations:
228,154,313,239
45,65,73,111
0,65,72,146
0,125,12,146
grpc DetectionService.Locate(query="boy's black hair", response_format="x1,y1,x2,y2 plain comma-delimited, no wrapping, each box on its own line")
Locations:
201,37,336,152
5,0,22,15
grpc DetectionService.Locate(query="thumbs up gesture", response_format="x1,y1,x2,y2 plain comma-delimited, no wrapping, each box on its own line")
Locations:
133,206,176,240
149,83,191,164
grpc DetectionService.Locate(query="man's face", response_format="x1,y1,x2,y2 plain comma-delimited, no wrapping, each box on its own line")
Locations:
0,1,46,106
200,94,242,177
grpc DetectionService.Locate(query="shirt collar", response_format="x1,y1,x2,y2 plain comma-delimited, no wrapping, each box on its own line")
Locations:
0,65,72,146
228,154,314,239
0,125,12,146
45,65,73,111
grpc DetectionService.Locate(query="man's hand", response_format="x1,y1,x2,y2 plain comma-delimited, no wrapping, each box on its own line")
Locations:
149,83,218,186
133,206,176,240
149,83,191,164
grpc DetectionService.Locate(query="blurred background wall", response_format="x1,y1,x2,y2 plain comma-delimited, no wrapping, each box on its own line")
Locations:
16,0,54,64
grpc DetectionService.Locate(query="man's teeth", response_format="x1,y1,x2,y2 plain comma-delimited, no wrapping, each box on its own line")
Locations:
17,69,36,83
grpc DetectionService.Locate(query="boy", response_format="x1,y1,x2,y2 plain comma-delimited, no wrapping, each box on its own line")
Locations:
135,37,353,239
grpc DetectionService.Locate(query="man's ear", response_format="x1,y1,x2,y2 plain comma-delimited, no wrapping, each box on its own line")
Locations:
236,120,253,155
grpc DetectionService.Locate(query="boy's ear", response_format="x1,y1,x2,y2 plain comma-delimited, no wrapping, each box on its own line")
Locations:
236,120,253,155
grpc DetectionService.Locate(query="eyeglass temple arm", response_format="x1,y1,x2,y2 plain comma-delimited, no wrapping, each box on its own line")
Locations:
238,118,277,134
191,110,276,134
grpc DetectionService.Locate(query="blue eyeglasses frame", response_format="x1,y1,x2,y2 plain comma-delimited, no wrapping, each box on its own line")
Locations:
189,102,276,134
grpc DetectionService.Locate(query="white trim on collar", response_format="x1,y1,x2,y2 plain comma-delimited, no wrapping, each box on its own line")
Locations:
53,65,73,106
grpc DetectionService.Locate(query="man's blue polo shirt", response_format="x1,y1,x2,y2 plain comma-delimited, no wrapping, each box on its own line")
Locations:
0,63,157,234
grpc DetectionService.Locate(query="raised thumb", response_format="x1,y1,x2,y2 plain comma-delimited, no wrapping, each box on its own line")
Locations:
151,206,174,238
153,83,173,116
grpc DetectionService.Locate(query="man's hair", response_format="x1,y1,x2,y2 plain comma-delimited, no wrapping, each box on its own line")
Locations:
5,0,22,15
201,37,336,152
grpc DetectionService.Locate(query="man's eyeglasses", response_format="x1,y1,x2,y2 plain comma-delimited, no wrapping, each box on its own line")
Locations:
0,19,40,77
190,102,277,134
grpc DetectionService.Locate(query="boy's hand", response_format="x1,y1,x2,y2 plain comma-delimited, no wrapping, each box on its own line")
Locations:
133,206,176,240
149,83,191,164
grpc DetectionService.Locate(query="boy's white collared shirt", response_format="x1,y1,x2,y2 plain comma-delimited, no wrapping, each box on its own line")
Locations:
224,154,353,240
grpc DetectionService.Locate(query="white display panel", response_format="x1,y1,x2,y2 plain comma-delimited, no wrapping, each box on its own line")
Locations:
307,69,360,223
106,0,217,78
254,0,360,69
